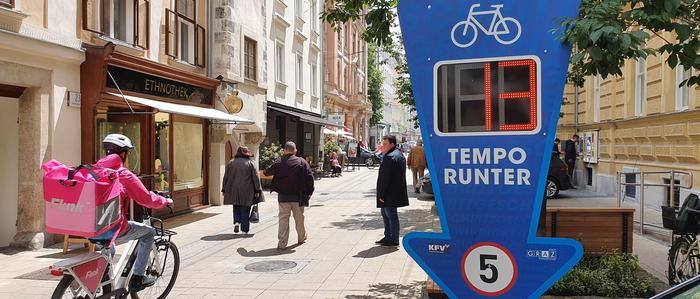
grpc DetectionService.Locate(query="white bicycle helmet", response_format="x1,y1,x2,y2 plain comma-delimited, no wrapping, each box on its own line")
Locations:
103,134,134,154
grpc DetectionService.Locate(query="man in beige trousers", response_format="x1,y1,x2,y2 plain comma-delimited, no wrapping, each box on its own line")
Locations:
264,141,315,249
407,140,427,193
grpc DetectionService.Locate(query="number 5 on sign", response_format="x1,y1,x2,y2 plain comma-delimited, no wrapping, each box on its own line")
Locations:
461,242,517,296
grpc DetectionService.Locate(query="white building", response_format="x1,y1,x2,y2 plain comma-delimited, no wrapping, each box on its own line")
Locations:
375,48,420,145
264,0,332,160
0,0,84,248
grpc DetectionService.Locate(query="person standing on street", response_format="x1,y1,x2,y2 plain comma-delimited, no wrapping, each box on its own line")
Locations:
264,141,315,249
564,134,579,177
552,138,561,158
407,139,427,193
376,135,409,247
222,146,263,234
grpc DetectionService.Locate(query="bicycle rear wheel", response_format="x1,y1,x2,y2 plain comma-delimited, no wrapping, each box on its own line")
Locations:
51,274,111,299
669,234,699,285
133,241,180,299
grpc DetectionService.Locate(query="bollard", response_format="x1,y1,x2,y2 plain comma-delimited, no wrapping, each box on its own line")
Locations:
639,171,645,235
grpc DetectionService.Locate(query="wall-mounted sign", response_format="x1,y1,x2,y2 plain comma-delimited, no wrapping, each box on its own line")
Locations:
398,1,582,298
224,91,244,113
67,91,81,107
105,65,212,105
328,113,345,126
583,131,599,164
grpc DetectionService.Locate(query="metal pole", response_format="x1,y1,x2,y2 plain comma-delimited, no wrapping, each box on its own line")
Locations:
639,171,645,235
616,171,621,208
670,169,676,208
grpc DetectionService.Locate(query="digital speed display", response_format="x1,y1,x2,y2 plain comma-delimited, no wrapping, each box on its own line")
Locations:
435,58,539,135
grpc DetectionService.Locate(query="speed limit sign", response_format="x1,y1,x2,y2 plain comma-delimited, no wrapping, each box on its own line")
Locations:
461,242,518,296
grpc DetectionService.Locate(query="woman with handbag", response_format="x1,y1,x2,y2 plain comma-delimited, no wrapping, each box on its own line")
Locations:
222,146,263,234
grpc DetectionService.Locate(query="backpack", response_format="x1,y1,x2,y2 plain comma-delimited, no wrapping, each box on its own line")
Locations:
42,160,122,238
663,194,700,235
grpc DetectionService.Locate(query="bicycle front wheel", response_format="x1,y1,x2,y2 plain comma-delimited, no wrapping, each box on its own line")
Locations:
136,241,180,299
669,235,699,285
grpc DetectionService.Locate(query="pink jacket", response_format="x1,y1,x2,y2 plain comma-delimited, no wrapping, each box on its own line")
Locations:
96,154,169,234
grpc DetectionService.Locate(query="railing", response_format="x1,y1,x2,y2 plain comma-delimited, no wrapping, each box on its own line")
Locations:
616,170,693,235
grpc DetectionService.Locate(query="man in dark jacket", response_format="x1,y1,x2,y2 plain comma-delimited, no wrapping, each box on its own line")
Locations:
376,135,409,247
264,141,315,249
564,134,579,177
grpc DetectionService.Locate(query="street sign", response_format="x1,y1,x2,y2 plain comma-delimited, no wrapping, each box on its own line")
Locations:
398,1,583,298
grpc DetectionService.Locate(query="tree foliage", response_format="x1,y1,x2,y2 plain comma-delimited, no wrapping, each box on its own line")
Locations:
321,0,700,91
367,43,384,126
390,36,419,129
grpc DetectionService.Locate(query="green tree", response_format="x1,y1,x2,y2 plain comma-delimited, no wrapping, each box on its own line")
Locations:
367,43,384,126
321,0,700,90
391,36,419,128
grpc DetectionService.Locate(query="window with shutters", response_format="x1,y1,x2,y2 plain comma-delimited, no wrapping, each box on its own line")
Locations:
82,0,150,49
166,0,205,67
244,37,257,81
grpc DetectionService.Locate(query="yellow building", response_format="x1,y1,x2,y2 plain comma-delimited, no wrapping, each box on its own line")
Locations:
557,32,700,208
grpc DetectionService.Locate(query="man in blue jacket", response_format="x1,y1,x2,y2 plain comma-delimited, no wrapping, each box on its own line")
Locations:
375,135,409,247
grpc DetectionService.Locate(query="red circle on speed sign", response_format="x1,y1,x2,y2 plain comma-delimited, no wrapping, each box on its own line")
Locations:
461,242,518,296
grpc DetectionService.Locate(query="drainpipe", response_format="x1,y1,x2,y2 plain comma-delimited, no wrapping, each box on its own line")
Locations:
574,85,579,133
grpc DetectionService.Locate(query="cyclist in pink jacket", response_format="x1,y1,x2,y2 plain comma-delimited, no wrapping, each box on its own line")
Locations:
94,134,172,292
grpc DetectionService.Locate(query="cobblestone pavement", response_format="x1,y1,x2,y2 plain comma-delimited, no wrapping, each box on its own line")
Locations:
0,167,436,298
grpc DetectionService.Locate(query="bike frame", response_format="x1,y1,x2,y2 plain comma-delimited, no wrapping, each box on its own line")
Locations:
467,4,509,35
54,199,166,299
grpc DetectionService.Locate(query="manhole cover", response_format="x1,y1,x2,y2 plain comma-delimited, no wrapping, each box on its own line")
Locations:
244,260,298,272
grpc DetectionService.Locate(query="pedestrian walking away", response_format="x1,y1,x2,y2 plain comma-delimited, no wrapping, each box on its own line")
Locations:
564,134,579,178
407,139,426,193
264,141,315,249
375,135,409,247
222,146,263,234
552,138,561,158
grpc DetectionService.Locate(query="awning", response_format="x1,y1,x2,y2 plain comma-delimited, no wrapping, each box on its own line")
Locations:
323,128,337,134
107,92,254,124
336,129,353,135
268,105,338,126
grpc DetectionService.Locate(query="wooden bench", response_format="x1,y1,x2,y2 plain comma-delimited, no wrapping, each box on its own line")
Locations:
543,207,635,254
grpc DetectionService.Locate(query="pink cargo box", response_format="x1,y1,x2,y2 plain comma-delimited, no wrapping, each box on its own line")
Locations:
42,161,122,238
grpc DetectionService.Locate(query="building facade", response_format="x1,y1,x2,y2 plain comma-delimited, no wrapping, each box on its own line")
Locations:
264,0,332,162
557,31,700,210
375,48,419,145
322,8,370,143
0,0,84,248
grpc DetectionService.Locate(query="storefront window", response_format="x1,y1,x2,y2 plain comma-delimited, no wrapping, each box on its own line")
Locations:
154,113,170,193
96,120,142,174
173,117,203,191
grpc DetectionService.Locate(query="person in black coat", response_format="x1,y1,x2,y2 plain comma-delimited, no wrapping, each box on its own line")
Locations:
375,135,409,247
564,134,579,177
264,141,315,249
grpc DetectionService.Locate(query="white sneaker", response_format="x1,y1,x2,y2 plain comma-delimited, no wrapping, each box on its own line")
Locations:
234,223,240,233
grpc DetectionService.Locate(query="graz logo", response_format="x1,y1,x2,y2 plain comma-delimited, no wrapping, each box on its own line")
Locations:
451,4,522,48
428,244,451,254
527,249,557,261
84,269,99,279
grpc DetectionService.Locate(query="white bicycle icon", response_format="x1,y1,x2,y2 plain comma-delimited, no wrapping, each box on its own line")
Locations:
451,4,522,48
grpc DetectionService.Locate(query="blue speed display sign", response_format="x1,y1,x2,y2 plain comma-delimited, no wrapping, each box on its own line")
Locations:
398,1,583,298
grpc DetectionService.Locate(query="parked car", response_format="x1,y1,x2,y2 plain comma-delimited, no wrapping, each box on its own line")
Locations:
419,156,571,199
358,147,380,168
546,155,572,199
651,274,700,298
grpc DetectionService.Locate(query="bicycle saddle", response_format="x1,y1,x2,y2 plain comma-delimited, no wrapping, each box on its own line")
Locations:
88,238,112,248
490,4,504,8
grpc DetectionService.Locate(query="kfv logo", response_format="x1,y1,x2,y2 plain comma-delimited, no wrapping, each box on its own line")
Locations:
451,3,522,48
428,244,451,254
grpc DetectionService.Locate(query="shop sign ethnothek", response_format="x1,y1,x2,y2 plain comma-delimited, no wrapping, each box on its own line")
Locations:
398,1,583,298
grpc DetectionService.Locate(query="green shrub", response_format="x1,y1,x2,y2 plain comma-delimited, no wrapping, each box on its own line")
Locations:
324,141,341,155
548,254,654,297
259,143,284,170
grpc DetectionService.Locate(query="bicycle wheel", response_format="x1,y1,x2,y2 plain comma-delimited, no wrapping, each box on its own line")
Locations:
493,17,521,45
51,274,111,299
365,158,375,169
669,235,699,285
450,21,478,48
134,241,180,299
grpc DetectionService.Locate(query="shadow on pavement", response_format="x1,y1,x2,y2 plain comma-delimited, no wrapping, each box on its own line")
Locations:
352,246,399,258
327,209,437,235
345,281,426,298
164,212,220,230
237,244,301,257
201,233,254,241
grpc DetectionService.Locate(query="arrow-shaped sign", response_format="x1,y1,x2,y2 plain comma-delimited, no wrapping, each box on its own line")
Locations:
398,1,583,298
